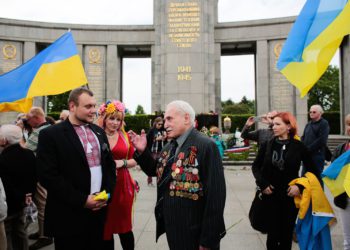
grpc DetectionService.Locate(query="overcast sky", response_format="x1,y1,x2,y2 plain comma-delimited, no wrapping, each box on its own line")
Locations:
0,0,339,114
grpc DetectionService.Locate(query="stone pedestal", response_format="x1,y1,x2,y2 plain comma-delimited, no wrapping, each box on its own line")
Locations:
153,0,217,113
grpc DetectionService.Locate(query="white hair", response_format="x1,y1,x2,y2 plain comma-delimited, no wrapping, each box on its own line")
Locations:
16,113,25,120
60,109,69,118
311,104,324,114
166,100,196,126
0,124,23,145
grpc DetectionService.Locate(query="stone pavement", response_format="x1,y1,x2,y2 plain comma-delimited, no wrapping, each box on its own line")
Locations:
28,166,344,250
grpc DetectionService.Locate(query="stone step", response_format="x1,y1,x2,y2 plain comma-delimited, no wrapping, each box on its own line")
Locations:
222,136,348,166
222,156,256,161
223,160,253,166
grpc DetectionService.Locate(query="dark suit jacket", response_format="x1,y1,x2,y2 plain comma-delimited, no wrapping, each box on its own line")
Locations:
36,119,116,237
135,128,226,250
0,144,37,215
301,118,329,154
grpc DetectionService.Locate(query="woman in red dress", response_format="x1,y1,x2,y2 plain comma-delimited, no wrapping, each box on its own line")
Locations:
97,100,137,250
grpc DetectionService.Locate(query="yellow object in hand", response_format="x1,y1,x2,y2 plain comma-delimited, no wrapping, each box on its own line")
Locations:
94,190,110,201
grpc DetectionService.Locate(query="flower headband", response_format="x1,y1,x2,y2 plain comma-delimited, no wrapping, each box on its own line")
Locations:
98,100,126,116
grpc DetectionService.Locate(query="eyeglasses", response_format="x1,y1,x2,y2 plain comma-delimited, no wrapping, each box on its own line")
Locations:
309,111,317,114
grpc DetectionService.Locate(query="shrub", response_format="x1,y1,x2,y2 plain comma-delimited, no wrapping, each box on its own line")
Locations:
227,151,249,161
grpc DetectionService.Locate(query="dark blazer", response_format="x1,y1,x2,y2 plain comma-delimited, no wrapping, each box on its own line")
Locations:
301,118,330,154
36,119,116,237
252,137,320,191
0,144,36,215
136,128,226,250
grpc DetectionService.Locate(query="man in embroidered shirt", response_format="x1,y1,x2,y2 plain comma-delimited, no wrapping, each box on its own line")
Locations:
36,87,116,250
129,100,226,250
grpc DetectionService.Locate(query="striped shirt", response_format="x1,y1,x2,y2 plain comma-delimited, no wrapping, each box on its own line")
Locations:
25,123,51,153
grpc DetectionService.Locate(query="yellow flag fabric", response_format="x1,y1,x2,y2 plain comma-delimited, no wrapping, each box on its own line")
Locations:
323,165,350,197
277,0,350,97
0,32,87,112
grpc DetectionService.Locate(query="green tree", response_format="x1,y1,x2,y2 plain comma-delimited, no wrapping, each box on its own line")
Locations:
221,98,233,107
223,103,251,114
47,91,70,112
308,65,339,111
240,96,255,114
221,96,255,114
240,96,249,104
135,105,145,114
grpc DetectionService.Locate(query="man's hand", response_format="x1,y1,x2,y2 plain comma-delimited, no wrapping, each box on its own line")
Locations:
245,116,255,127
85,194,107,211
128,130,147,154
287,185,300,197
199,246,210,250
25,193,32,205
262,185,274,195
261,110,278,125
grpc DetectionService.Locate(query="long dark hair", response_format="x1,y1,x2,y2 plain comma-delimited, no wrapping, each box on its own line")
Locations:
152,117,164,128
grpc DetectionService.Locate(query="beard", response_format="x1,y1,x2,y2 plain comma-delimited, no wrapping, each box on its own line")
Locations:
74,113,94,125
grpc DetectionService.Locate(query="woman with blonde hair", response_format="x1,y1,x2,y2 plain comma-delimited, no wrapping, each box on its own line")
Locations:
97,100,137,250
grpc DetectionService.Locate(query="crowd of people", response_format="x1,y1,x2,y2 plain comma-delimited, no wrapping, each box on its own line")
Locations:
0,86,349,250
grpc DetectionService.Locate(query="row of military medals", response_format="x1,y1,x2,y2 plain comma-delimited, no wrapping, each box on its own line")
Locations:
168,146,203,201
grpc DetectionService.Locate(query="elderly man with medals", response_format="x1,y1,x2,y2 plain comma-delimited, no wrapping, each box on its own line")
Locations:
129,100,226,250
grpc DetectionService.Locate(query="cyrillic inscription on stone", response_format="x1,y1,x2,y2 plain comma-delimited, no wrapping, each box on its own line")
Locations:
270,40,293,111
168,1,201,48
85,46,105,104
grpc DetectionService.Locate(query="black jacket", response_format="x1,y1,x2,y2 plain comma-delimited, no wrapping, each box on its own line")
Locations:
301,118,329,154
36,119,116,237
241,126,274,146
252,137,320,192
135,128,226,250
0,144,36,215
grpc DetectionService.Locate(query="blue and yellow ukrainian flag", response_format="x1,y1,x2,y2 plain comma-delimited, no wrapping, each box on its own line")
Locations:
290,172,334,250
322,149,350,197
0,32,87,112
277,0,350,97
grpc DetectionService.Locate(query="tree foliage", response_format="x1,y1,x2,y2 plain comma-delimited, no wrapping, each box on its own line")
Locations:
47,91,70,112
308,65,339,111
135,104,145,114
222,96,255,114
